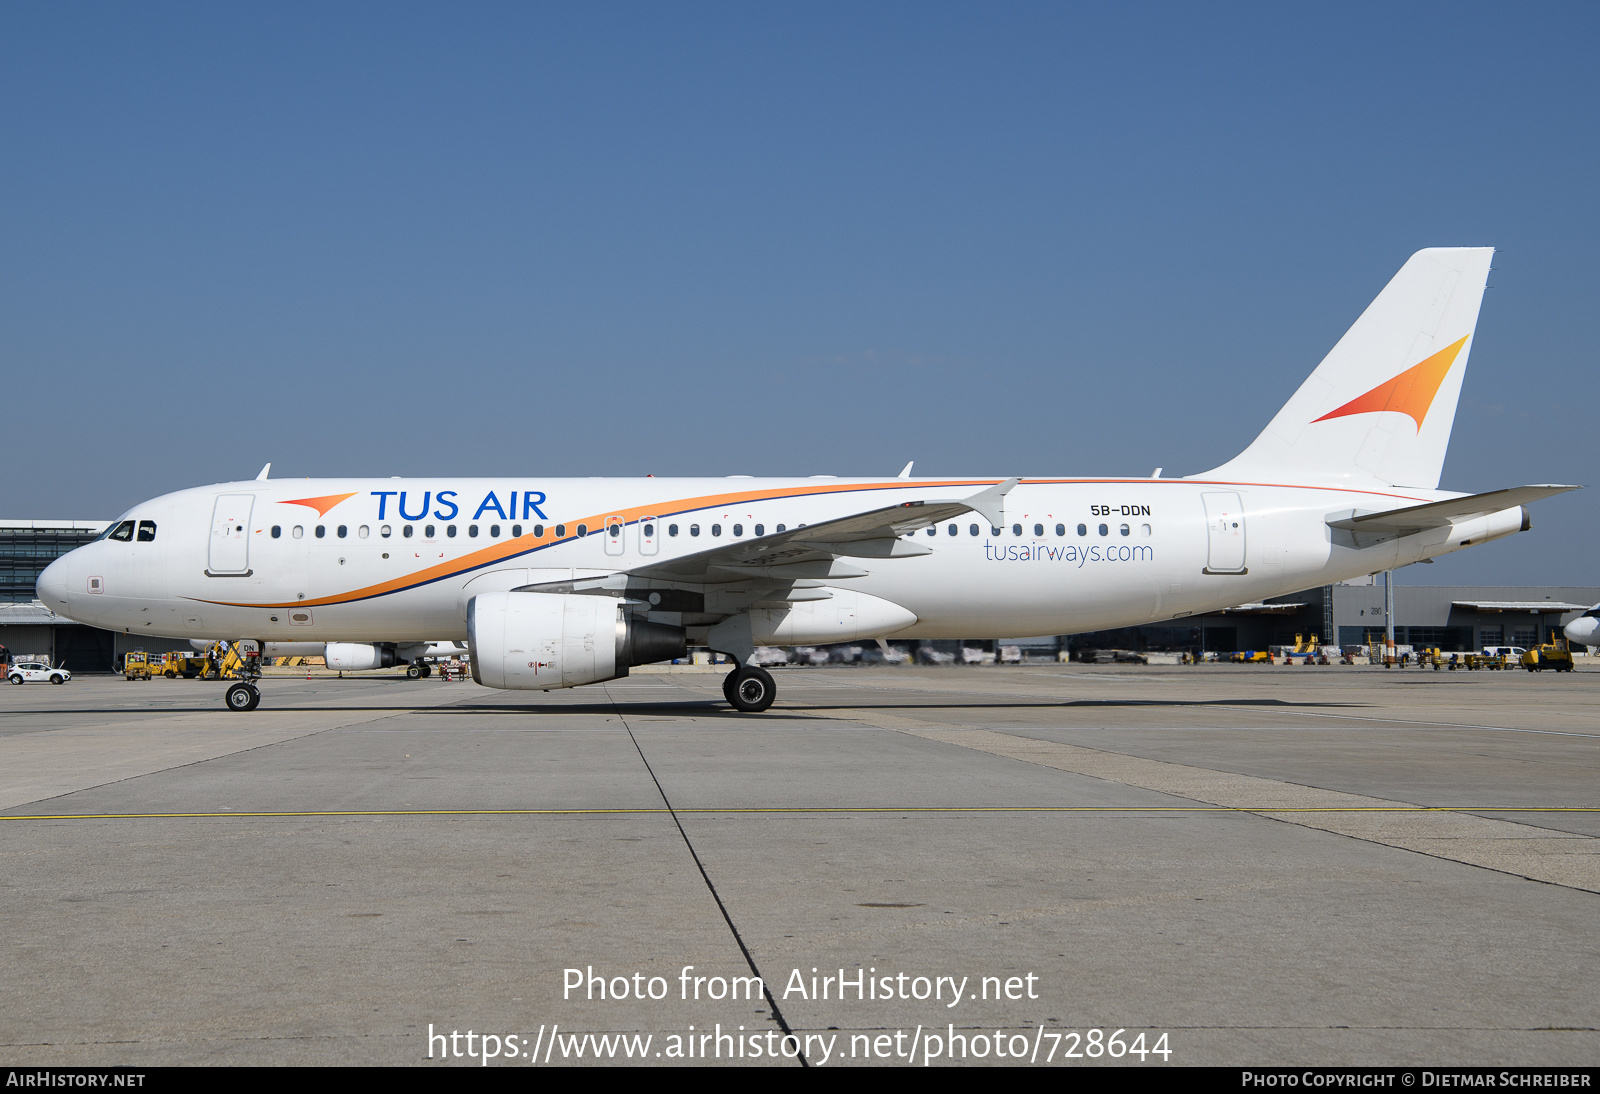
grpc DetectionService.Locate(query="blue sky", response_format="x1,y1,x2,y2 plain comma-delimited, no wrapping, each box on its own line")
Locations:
2,2,1595,584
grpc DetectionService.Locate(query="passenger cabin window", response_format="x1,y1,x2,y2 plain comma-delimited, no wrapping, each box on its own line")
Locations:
512,524,522,537
969,524,979,536
1077,524,1087,536
490,525,501,538
948,524,957,536
446,525,456,538
1034,523,1044,537
469,524,478,537
424,524,435,538
292,526,304,539
271,526,282,539
1012,524,1022,536
337,525,348,538
107,521,135,542
689,524,700,537
753,524,763,536
668,524,679,537
776,524,786,533
711,524,721,537
732,524,742,537
575,524,587,537
1120,524,1130,536
1098,523,1108,536
1055,523,1065,537
403,525,413,538
926,526,936,536
1141,523,1151,536
380,525,391,538
533,524,545,538
315,525,326,538
136,521,157,542
556,524,567,537
359,525,369,538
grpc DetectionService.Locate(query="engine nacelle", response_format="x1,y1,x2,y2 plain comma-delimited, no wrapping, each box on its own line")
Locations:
468,592,686,690
325,642,399,671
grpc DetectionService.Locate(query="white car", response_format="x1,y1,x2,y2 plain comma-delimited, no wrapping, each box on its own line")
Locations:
7,662,70,685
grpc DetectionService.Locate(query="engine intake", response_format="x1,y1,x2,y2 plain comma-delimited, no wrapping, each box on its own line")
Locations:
468,592,686,690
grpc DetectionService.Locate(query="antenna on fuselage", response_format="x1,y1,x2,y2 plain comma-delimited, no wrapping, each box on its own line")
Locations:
256,463,271,481
897,461,914,479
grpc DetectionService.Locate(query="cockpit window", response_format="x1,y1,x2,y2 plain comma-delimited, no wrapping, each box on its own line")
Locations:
136,521,157,542
106,521,135,542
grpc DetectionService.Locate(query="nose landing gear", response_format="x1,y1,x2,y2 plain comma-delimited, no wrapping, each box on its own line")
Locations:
225,681,260,711
221,642,264,711
722,665,776,713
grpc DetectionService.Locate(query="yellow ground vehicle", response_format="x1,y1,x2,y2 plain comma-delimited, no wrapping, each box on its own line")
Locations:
198,642,252,680
157,652,206,679
1522,640,1574,672
123,651,155,681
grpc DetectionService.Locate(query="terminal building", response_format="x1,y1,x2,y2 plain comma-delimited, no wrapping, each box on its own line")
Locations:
2,518,1594,671
1048,578,1598,659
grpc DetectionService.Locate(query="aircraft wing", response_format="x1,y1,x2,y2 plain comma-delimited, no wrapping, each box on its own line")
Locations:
625,477,1017,582
512,479,1018,599
1327,484,1579,535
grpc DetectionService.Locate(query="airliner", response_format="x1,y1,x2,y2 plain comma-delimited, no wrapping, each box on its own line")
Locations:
37,248,1577,712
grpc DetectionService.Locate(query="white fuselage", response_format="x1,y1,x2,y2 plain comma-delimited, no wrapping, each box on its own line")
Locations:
37,475,1524,647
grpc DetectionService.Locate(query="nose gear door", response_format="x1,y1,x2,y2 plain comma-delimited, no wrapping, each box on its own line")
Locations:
208,494,255,575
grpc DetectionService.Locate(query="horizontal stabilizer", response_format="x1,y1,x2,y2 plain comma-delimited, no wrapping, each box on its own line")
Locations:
1327,485,1579,535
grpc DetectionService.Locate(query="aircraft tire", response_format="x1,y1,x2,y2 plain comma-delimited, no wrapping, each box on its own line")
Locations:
225,682,258,712
406,663,424,679
722,669,739,706
727,666,776,713
421,662,433,678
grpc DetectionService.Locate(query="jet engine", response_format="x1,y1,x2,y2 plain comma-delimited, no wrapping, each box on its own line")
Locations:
325,642,400,671
468,591,687,690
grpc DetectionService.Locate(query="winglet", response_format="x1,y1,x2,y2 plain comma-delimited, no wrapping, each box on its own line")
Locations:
897,461,914,479
256,463,271,481
963,478,1020,528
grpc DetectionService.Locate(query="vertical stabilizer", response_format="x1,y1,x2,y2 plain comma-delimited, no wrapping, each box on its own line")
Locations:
1197,247,1493,489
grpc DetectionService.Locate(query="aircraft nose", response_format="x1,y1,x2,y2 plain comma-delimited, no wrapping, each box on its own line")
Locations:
1565,616,1598,647
36,556,72,611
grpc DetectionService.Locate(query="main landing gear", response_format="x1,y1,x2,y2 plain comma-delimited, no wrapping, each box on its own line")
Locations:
406,661,432,679
722,665,776,713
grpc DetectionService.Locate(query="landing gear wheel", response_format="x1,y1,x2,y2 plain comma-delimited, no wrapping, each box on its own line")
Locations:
225,682,260,711
421,662,432,678
725,666,776,713
406,662,424,679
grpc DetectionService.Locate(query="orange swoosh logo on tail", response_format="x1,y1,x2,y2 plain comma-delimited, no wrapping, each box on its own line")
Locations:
281,492,359,517
1313,335,1469,430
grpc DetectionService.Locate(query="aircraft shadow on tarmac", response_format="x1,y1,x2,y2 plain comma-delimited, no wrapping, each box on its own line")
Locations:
0,697,1369,718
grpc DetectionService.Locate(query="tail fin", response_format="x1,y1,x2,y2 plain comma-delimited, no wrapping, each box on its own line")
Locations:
1197,247,1494,490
